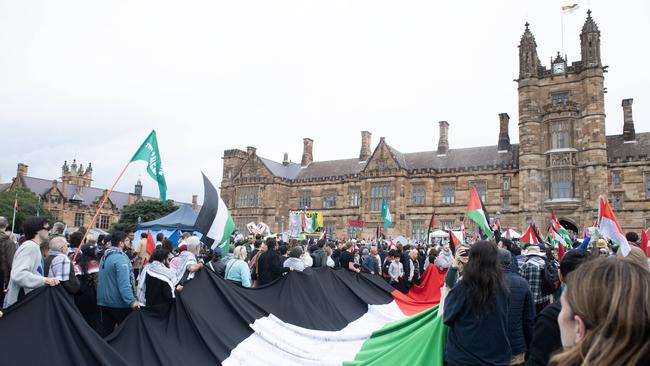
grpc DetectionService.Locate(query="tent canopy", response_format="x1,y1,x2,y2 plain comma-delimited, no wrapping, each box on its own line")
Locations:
136,204,198,231
429,230,449,238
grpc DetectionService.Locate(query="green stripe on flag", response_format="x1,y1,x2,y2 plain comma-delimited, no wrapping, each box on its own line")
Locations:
344,306,447,366
218,214,236,255
467,210,493,238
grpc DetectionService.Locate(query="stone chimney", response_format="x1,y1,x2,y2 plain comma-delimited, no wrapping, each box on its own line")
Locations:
622,98,635,142
192,194,198,210
359,131,372,161
301,138,313,167
498,113,511,151
282,152,289,166
437,121,449,155
246,146,257,156
16,163,28,177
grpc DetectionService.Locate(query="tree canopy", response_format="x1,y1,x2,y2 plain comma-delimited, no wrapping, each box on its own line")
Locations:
0,188,52,232
112,200,177,232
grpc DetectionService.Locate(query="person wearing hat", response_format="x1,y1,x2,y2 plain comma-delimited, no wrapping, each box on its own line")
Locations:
519,245,551,314
593,238,610,257
499,248,535,366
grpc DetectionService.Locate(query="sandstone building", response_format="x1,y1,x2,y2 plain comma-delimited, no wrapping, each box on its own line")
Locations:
221,11,649,240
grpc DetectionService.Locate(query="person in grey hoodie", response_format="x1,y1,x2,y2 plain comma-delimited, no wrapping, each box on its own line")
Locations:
3,217,59,308
435,243,454,271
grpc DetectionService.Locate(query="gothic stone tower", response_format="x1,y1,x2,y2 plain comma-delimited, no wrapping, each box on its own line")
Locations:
517,11,607,230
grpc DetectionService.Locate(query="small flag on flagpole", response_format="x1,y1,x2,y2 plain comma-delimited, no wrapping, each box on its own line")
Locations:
561,3,579,13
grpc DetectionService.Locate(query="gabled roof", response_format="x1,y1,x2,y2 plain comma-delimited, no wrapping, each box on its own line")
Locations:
606,132,650,162
258,157,302,180
296,158,367,180
19,176,157,209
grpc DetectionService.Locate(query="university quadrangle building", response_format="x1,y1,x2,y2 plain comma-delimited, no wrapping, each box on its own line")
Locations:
1,159,199,232
220,11,650,241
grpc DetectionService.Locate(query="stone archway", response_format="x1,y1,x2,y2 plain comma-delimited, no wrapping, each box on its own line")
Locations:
559,218,578,234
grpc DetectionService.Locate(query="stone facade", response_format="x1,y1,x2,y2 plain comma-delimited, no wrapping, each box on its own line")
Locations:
221,12,650,239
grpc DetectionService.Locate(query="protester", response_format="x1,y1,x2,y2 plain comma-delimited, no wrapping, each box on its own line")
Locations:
135,232,149,273
434,243,453,271
225,245,252,287
444,241,511,366
45,236,79,295
324,245,335,268
299,240,313,268
445,245,469,288
550,258,650,365
616,245,649,270
498,248,534,366
136,247,177,307
174,236,202,284
498,238,521,273
525,250,594,366
97,231,138,336
3,217,59,308
388,254,404,289
362,246,380,275
404,249,421,290
74,243,101,331
283,246,306,272
520,245,552,313
311,239,328,268
155,232,164,247
339,242,360,273
626,231,640,247
257,237,289,286
0,216,16,306
49,221,65,239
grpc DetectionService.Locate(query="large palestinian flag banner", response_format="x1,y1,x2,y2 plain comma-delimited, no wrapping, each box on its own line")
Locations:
0,266,447,365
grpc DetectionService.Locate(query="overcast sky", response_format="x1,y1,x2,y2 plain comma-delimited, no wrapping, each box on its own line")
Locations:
1,0,648,204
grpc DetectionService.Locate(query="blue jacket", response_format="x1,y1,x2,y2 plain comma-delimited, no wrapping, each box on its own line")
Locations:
444,281,511,366
504,271,535,355
97,247,135,308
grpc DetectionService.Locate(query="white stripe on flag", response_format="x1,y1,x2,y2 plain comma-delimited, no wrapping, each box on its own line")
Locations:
207,191,229,246
600,217,630,256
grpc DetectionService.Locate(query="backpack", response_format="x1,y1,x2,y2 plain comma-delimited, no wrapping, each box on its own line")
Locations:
526,256,559,296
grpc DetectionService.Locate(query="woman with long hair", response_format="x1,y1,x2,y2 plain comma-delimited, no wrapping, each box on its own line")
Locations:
551,258,650,366
443,240,511,366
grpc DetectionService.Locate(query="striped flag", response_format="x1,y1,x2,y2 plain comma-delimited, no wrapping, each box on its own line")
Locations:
598,196,631,256
194,173,236,255
520,224,540,245
561,4,579,13
450,230,464,249
466,186,493,239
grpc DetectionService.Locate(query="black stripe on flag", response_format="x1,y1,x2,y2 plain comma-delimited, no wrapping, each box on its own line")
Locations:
193,173,218,246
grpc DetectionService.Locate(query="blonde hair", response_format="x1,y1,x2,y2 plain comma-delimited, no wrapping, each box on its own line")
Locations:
616,246,649,271
550,258,650,366
233,245,247,260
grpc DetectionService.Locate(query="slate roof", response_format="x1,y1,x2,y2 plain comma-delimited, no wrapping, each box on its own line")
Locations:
606,132,650,162
0,183,10,193
19,176,158,209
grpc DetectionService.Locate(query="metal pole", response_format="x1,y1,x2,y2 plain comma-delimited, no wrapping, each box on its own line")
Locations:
11,193,17,234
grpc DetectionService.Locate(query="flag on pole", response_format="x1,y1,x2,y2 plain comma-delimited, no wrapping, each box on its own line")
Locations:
376,224,382,241
466,186,494,239
561,3,579,13
146,229,156,255
520,224,540,245
548,225,567,248
426,210,435,244
130,130,167,202
641,229,649,257
450,230,464,249
194,173,236,255
598,196,631,256
381,199,392,230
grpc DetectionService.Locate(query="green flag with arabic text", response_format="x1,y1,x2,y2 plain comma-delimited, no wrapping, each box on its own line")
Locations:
130,130,167,202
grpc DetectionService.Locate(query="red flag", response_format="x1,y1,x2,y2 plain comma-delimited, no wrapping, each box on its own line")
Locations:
557,236,565,261
146,229,156,255
641,229,649,257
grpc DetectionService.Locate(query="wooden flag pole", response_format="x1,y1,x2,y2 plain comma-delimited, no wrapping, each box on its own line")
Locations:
72,160,131,262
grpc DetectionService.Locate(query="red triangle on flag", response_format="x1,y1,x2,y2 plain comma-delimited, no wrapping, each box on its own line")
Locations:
520,224,539,245
466,186,483,211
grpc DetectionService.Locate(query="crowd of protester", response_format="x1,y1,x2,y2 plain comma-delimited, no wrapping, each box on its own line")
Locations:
0,214,649,365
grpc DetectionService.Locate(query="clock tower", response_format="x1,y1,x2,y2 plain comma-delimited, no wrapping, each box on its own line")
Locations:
516,10,608,230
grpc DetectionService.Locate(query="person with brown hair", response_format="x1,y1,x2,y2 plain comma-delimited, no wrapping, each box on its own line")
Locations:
551,258,650,366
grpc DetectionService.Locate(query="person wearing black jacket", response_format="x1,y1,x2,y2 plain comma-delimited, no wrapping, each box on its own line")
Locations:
524,250,594,366
256,238,289,286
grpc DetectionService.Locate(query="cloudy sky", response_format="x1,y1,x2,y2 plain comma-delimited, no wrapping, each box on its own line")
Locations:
1,0,648,203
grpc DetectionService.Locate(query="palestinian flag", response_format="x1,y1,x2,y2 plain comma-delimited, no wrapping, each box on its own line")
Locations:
450,230,464,248
466,186,494,239
0,266,448,366
548,226,567,260
194,173,236,254
520,224,540,245
598,196,631,256
550,210,572,245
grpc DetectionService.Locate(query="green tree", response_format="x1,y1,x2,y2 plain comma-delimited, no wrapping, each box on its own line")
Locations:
0,188,52,233
112,200,177,232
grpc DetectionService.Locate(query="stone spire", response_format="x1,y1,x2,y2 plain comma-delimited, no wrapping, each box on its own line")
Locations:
519,22,540,79
580,10,601,67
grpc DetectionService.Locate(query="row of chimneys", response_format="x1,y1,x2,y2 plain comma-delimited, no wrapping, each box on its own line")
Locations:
263,98,638,166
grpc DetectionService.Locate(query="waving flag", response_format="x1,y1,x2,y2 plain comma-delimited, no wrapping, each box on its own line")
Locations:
641,229,649,257
194,173,236,254
562,3,579,13
381,199,392,229
450,230,464,249
598,196,631,256
520,224,540,245
130,130,167,202
466,186,493,239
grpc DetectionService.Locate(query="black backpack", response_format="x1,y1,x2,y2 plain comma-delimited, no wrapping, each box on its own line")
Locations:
526,257,559,296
